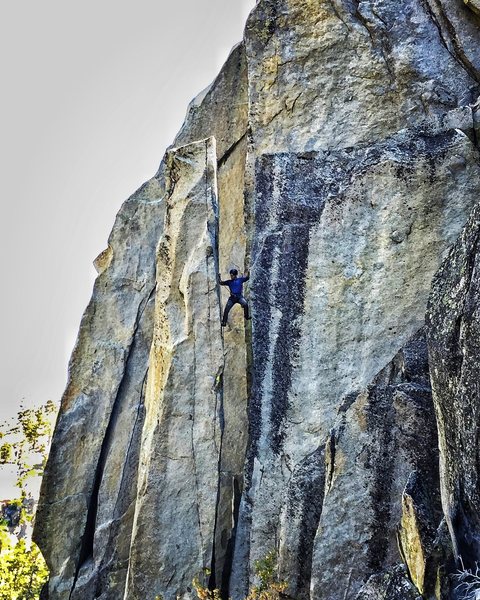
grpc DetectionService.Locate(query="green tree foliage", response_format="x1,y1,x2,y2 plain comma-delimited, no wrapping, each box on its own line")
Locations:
192,551,288,600
0,400,57,600
192,569,222,600
0,528,48,600
246,550,288,600
0,400,57,491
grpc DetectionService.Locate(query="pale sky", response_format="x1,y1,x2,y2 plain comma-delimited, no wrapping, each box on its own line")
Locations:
0,0,255,497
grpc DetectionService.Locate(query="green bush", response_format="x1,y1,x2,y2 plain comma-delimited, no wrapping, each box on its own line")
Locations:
0,525,48,600
0,400,57,600
192,551,288,600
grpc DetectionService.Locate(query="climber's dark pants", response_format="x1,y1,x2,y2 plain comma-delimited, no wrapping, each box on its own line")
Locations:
222,294,249,325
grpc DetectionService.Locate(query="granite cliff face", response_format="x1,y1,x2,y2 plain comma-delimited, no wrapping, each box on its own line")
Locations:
34,1,480,599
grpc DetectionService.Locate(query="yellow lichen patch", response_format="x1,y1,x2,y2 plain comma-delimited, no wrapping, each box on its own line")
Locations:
260,54,280,92
93,245,113,275
353,391,369,433
399,492,426,594
325,443,346,492
61,381,82,412
287,0,331,24
464,0,480,16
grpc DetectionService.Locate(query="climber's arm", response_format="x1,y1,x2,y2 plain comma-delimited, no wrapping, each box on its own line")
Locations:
218,274,229,286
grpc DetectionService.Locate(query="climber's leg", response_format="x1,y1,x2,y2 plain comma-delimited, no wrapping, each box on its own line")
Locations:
222,297,236,326
238,296,251,320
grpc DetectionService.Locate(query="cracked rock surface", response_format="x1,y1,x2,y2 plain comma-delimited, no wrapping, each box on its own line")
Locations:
34,1,480,599
426,200,480,571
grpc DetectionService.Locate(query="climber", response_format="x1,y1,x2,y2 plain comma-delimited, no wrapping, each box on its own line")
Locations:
218,268,251,327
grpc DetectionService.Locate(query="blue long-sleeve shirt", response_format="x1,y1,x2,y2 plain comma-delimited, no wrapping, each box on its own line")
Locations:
219,275,249,296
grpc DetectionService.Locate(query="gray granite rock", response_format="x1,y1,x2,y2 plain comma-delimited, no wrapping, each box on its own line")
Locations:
34,1,480,599
33,177,165,600
426,200,480,571
125,137,224,600
231,123,480,599
310,331,442,600
35,39,250,600
244,0,480,154
354,564,422,600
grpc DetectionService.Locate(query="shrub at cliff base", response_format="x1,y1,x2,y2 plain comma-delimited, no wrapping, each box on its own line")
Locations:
0,401,57,599
0,526,48,600
192,551,288,600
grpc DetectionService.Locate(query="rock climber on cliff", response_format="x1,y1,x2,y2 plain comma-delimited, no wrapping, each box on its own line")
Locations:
218,268,251,327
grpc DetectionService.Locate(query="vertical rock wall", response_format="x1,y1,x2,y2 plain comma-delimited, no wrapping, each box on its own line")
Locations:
34,177,165,599
426,200,480,569
232,123,480,600
35,43,251,600
126,138,223,599
34,1,480,599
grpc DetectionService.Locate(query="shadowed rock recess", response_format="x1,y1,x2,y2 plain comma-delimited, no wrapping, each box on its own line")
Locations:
34,1,480,599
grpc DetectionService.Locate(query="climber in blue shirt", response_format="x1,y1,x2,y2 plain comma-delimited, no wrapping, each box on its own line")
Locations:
218,268,251,327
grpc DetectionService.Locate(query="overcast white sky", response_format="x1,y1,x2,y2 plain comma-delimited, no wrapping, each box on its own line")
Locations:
0,0,255,497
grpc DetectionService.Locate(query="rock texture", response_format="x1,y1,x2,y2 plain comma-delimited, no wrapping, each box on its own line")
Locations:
354,564,422,600
34,1,480,600
126,138,224,599
426,201,480,570
34,177,164,599
465,0,480,17
309,331,442,600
